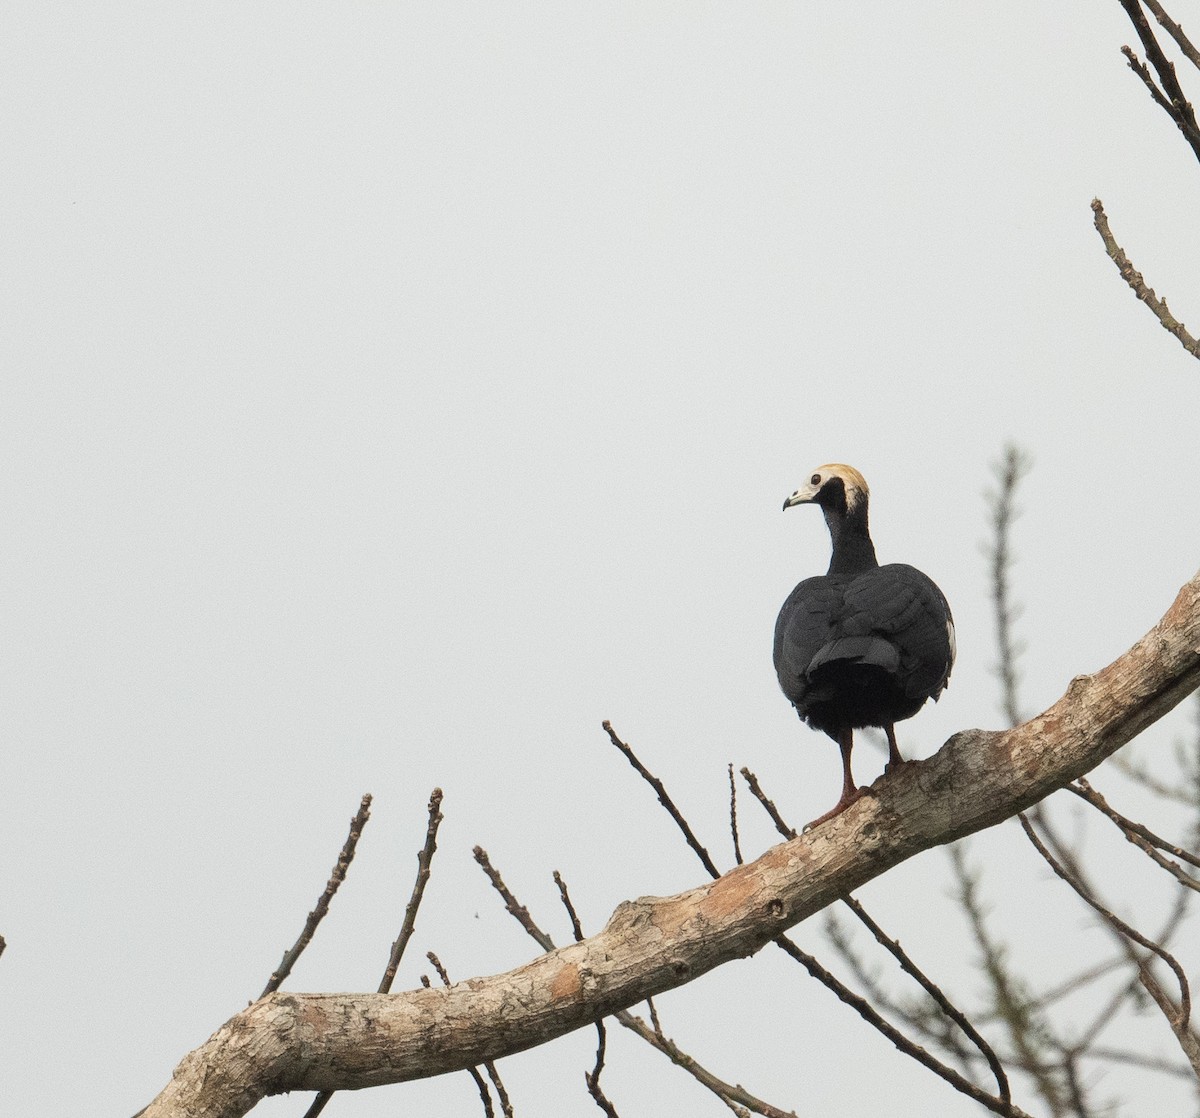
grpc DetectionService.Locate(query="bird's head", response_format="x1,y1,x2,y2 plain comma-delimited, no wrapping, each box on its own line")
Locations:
783,464,870,516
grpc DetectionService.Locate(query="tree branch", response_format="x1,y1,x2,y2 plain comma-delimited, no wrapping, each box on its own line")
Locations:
1091,197,1200,358
140,569,1200,1118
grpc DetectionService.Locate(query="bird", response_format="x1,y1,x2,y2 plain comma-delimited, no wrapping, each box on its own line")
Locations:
773,464,955,828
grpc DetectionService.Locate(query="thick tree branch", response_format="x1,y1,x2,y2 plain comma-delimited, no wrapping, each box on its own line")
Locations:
141,569,1200,1118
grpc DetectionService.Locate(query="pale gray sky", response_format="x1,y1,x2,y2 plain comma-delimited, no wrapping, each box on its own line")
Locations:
3,4,1200,1115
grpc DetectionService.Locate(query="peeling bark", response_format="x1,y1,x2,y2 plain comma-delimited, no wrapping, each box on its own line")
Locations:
143,570,1200,1118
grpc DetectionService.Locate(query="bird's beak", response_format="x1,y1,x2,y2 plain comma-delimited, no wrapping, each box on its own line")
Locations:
782,490,810,512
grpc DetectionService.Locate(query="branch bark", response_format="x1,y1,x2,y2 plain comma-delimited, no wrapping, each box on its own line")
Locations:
143,569,1200,1118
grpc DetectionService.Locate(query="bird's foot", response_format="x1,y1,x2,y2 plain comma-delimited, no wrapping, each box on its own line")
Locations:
803,786,871,832
883,757,913,775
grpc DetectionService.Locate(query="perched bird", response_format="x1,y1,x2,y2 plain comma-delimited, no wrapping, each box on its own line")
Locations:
773,464,955,827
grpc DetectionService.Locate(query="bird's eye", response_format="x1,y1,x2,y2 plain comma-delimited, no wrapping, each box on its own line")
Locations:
810,473,821,486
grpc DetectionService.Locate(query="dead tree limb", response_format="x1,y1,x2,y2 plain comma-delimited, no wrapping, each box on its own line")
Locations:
141,568,1200,1118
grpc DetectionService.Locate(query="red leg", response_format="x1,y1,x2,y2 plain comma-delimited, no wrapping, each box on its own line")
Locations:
884,724,906,773
806,728,864,829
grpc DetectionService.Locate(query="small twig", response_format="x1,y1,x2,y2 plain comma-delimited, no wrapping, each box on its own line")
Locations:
260,793,372,999
948,843,1065,1111
379,788,445,994
423,965,496,1118
1123,43,1177,114
772,936,1032,1118
554,870,585,942
584,1022,621,1118
554,873,620,1116
429,952,512,1118
479,850,795,1117
986,445,1032,728
602,721,721,878
302,789,444,1118
1067,777,1200,871
741,768,1022,1115
647,997,663,1037
474,846,555,951
841,896,1012,1105
728,764,743,866
1143,0,1200,70
739,767,797,841
1091,197,1200,358
1019,812,1192,1031
1117,0,1200,159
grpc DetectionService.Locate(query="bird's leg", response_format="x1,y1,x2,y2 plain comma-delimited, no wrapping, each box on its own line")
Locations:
883,724,907,773
805,728,864,830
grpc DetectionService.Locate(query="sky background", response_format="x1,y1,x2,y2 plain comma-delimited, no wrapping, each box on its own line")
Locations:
3,3,1200,1116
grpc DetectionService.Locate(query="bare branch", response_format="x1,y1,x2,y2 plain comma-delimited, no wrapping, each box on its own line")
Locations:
260,793,372,999
1122,43,1177,115
1117,0,1200,160
948,843,1067,1112
428,953,500,1118
488,855,797,1118
602,720,721,878
1067,777,1200,885
584,1022,620,1118
840,895,1011,1105
772,937,1031,1118
728,763,744,866
379,788,445,994
1142,0,1200,71
986,445,1032,728
1019,813,1197,1074
301,789,444,1118
739,767,797,841
1091,197,1200,358
554,870,585,942
139,568,1200,1116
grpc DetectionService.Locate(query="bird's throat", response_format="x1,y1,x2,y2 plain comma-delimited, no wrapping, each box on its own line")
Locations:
824,507,878,575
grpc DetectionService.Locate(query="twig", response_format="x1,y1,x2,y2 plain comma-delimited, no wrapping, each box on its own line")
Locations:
986,445,1032,728
1019,813,1192,1031
739,767,797,841
741,768,1013,1106
429,952,513,1117
1143,0,1200,70
553,874,621,1117
425,955,497,1117
477,850,797,1118
840,895,1012,1105
732,766,1023,1115
728,764,743,866
302,789,444,1118
1066,779,1200,891
379,788,445,994
1068,777,1200,868
771,937,1032,1118
473,846,554,951
260,793,372,999
554,870,585,942
948,843,1066,1111
584,1023,621,1118
602,721,721,878
1117,0,1200,160
1123,43,1177,115
1091,197,1200,358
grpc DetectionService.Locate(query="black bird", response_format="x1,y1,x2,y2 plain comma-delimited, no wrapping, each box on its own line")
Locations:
774,464,955,827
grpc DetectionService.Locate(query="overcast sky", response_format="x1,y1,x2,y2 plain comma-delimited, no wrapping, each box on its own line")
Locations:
4,4,1200,1116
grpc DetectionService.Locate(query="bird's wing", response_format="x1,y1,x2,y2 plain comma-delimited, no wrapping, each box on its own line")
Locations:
773,575,847,706
842,564,955,698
